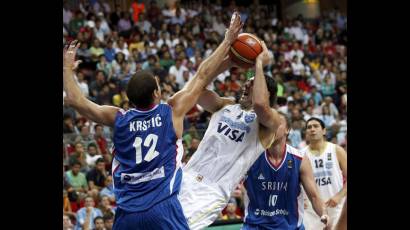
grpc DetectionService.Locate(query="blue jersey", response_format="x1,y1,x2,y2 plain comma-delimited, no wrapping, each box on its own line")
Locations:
111,104,183,212
243,144,305,229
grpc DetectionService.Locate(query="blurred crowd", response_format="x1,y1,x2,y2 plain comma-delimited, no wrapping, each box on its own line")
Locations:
63,0,347,229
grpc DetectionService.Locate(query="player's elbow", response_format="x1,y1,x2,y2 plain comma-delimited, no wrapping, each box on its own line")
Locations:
64,94,78,107
253,102,270,115
65,94,84,108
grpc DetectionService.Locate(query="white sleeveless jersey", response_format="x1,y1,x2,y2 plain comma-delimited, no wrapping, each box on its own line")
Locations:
302,142,344,230
178,104,265,229
303,142,343,200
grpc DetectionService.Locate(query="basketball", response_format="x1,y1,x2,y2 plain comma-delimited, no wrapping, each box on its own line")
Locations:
229,33,263,69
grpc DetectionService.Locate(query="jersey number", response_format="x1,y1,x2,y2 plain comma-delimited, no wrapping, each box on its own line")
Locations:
133,134,159,164
314,159,324,168
268,194,278,207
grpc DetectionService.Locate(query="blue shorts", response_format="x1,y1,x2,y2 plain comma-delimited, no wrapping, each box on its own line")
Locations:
242,223,305,230
113,196,189,230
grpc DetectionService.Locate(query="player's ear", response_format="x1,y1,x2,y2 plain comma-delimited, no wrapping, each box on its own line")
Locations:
153,88,161,101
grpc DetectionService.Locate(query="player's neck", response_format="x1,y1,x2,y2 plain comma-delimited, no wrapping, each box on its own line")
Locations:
309,139,327,155
268,139,287,160
135,103,156,111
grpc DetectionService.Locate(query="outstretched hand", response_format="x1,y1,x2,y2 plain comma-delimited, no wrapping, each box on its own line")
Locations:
63,40,82,70
224,11,244,45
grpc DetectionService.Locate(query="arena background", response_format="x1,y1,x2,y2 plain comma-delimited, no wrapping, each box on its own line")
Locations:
63,0,347,229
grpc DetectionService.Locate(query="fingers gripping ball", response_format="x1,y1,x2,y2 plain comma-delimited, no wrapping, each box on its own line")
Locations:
229,33,262,69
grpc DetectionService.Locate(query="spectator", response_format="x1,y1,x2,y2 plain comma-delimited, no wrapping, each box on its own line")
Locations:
63,214,74,230
100,175,115,203
76,125,97,148
99,195,116,216
96,55,112,79
130,0,145,23
321,96,339,118
114,37,130,59
66,161,88,198
75,196,103,230
90,39,104,62
221,198,241,220
321,74,336,101
63,3,73,27
319,105,336,129
86,158,107,200
103,213,114,230
168,56,188,85
91,216,105,230
136,13,152,33
103,40,116,63
63,114,76,134
69,142,89,172
76,72,90,97
85,143,102,168
288,120,303,147
94,124,108,155
117,12,132,35
69,11,86,37
89,71,106,100
111,52,126,78
187,137,200,156
76,42,92,63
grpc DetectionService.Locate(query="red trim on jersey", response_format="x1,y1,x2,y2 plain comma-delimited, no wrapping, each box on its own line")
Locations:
111,148,120,174
112,163,120,174
291,152,303,161
266,144,287,170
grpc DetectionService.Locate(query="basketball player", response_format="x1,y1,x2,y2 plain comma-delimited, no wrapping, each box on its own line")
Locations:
62,12,243,230
302,117,347,230
177,40,285,229
241,112,331,229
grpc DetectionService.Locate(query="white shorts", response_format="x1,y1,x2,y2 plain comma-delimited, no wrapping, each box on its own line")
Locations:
178,171,228,230
303,199,344,230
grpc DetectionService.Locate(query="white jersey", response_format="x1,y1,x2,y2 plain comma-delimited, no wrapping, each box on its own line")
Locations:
302,142,345,230
178,104,266,230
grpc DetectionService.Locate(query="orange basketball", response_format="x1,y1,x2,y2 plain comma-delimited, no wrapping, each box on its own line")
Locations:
229,33,262,69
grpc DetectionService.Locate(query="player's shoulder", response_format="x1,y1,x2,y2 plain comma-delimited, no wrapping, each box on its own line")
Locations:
286,144,304,160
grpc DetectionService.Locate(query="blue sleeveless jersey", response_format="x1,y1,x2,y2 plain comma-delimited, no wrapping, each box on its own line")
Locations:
111,104,183,212
243,144,305,229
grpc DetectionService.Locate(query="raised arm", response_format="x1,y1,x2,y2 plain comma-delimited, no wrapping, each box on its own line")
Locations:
168,12,242,137
253,41,281,132
63,40,119,127
300,156,332,230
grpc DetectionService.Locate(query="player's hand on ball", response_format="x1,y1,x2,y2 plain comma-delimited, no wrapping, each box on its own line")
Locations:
325,194,342,208
64,40,81,69
256,41,272,66
225,11,244,45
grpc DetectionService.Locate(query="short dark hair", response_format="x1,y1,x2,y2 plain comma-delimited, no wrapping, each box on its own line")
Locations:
126,70,159,108
96,158,105,165
94,216,104,224
306,117,325,129
265,76,278,107
70,160,81,168
87,143,97,149
103,213,114,222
